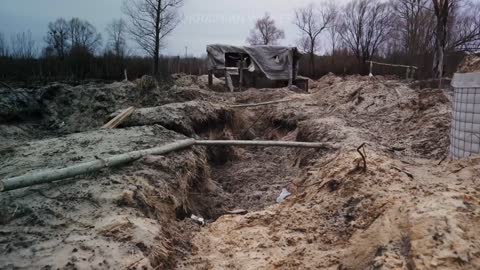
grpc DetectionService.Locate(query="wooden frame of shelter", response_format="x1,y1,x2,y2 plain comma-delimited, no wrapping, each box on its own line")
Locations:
207,45,308,92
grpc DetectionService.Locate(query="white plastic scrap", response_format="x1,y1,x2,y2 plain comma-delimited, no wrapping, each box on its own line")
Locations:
190,214,205,226
276,188,292,203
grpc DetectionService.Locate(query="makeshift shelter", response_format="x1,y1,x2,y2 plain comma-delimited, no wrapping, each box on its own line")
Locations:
206,44,307,91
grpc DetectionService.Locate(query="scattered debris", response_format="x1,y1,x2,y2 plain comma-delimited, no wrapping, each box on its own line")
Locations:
225,209,248,215
190,214,205,226
356,143,367,172
276,188,292,203
2,73,477,270
457,55,480,73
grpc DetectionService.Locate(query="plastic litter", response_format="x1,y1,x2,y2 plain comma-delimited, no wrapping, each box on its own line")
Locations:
190,214,205,226
276,188,291,203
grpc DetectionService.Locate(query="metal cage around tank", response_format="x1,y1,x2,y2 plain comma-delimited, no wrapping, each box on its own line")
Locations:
450,72,480,159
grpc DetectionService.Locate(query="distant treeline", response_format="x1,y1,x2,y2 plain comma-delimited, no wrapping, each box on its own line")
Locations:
0,48,466,83
0,53,208,82
1,0,479,83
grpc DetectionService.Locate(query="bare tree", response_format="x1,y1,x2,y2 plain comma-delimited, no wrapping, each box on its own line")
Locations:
123,0,183,75
339,0,393,63
391,0,435,61
294,3,335,76
68,18,102,53
0,32,8,57
326,3,340,63
106,19,128,58
448,0,480,52
10,31,36,59
44,18,70,58
432,0,449,78
247,13,285,45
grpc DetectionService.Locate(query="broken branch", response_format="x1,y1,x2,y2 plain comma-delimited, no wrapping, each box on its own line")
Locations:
357,143,367,172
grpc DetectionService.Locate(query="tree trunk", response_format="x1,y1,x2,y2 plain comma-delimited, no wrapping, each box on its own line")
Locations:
433,23,447,78
153,0,162,75
309,50,315,78
432,0,449,79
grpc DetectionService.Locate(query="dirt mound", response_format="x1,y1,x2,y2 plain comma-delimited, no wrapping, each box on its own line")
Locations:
0,125,215,269
172,73,225,92
311,77,418,114
1,74,471,269
457,55,480,73
0,87,40,122
112,101,232,136
233,88,297,104
309,72,344,92
37,81,169,133
0,80,223,145
181,149,480,269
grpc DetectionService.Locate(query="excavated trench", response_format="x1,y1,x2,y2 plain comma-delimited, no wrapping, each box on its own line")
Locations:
167,109,330,268
0,84,333,269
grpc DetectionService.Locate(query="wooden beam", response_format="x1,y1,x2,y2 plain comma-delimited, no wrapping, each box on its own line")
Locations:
367,61,418,70
102,107,135,129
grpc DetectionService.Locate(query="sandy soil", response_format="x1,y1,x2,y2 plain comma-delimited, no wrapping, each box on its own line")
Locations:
1,72,479,269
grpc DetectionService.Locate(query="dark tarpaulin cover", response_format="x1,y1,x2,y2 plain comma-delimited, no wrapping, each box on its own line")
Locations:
207,44,301,81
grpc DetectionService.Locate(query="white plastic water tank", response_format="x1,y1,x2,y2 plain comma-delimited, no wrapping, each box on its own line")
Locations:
450,72,480,159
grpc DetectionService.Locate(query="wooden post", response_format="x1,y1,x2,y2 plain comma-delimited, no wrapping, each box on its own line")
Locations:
239,55,244,91
288,49,293,87
208,70,213,86
225,70,234,92
292,49,297,87
369,61,373,76
405,67,410,80
124,69,128,81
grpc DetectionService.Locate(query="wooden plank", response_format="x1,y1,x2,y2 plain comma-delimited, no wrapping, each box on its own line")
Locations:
367,61,418,70
102,107,135,129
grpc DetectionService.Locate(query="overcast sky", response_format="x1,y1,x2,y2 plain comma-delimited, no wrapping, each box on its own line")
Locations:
0,0,338,57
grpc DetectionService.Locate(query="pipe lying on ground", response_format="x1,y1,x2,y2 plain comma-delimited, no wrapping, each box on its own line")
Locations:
194,140,333,149
0,139,196,192
229,99,293,108
1,139,334,192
